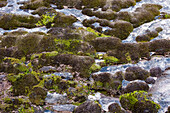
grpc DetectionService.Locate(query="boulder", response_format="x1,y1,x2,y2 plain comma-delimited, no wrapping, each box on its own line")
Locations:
90,37,121,52
92,72,122,91
108,103,125,113
29,86,47,105
120,91,160,113
124,81,149,93
74,101,101,113
145,77,155,84
150,67,162,77
0,13,39,30
125,66,150,81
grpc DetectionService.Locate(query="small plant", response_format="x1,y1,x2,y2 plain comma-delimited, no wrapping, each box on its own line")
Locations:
164,14,170,19
125,52,132,63
36,13,56,26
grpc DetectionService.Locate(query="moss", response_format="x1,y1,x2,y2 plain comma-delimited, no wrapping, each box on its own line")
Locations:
164,14,170,19
104,56,119,65
36,13,56,26
18,106,35,113
86,27,110,37
54,38,82,53
89,63,101,73
125,52,132,63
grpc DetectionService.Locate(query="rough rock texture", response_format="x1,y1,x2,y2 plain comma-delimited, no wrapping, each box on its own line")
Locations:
108,103,125,113
90,37,121,52
125,66,150,81
145,77,155,84
124,81,149,93
0,13,39,30
92,72,122,92
150,67,162,77
54,54,95,77
136,27,162,42
74,101,101,113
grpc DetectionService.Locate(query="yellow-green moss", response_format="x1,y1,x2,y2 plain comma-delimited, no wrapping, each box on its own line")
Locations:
89,63,101,73
104,56,119,65
86,27,110,37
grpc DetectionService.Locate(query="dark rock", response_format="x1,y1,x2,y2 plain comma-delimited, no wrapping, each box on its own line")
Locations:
125,81,149,93
149,39,170,54
108,103,125,113
90,37,121,52
150,67,162,77
74,101,101,113
104,20,133,40
125,66,150,81
145,77,155,84
29,86,47,105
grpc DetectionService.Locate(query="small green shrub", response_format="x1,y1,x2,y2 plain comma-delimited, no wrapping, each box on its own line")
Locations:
36,13,56,26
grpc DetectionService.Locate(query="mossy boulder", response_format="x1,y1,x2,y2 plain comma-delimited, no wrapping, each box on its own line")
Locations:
107,43,140,63
0,57,28,74
29,86,47,105
1,35,19,48
54,54,95,77
92,72,122,92
11,73,39,95
89,63,101,73
74,101,101,113
125,66,150,81
53,14,77,27
120,91,160,113
16,33,43,55
0,97,33,112
38,35,56,52
0,13,39,30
